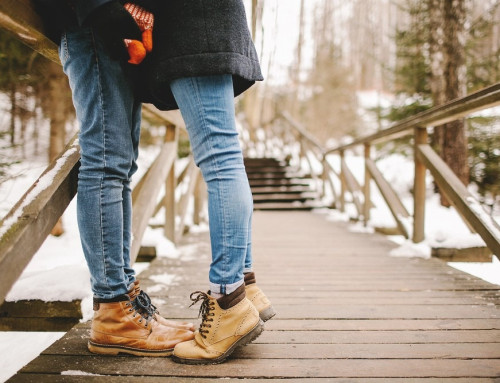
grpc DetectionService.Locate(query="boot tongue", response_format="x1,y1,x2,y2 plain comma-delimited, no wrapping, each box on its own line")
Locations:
217,283,246,310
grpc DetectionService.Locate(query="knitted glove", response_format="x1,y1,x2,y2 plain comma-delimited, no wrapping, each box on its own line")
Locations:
123,2,154,65
89,1,142,60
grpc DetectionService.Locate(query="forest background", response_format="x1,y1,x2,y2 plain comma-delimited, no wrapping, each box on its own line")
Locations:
0,0,499,217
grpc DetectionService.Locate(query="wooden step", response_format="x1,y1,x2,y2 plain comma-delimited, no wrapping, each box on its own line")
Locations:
249,178,311,187
245,167,289,174
253,192,317,203
252,201,322,211
0,300,82,331
251,185,313,195
247,173,305,180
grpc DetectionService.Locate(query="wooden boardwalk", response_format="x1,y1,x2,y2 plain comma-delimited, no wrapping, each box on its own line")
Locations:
8,211,500,382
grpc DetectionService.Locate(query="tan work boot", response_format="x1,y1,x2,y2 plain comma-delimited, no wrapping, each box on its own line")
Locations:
128,280,195,331
244,272,276,322
172,284,264,364
88,296,194,357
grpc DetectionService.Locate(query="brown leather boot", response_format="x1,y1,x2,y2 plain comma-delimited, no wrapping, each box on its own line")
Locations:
172,284,263,364
128,280,195,331
244,272,276,322
88,295,194,357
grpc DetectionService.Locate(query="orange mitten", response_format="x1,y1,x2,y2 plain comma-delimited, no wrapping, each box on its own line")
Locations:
123,3,154,65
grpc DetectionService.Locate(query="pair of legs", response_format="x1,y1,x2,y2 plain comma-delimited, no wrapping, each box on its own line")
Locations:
61,26,253,299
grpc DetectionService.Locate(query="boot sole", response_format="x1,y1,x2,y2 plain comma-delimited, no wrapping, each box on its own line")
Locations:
260,305,276,322
88,341,173,357
171,319,264,365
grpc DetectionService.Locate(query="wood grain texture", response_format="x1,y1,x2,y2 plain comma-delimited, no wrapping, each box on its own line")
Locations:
8,211,500,381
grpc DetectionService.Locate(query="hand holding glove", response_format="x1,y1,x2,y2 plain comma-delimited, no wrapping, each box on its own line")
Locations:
123,2,154,65
89,1,142,60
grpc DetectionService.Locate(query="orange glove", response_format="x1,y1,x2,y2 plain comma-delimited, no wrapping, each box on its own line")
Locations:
123,3,154,65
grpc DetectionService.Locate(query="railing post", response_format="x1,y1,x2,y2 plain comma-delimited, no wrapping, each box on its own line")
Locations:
164,124,178,243
339,150,346,212
363,143,371,226
413,127,428,243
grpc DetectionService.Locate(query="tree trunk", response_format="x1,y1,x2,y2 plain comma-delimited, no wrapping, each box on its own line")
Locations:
47,61,68,236
428,0,446,154
440,0,468,206
428,0,468,207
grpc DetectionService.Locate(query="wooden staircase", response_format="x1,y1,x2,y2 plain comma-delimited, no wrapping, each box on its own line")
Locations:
244,157,320,210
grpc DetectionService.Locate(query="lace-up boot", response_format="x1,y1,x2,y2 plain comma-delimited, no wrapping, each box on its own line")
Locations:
88,295,194,357
244,272,276,322
128,280,195,331
172,284,263,364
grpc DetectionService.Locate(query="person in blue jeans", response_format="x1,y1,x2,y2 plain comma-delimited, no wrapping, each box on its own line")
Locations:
36,0,275,363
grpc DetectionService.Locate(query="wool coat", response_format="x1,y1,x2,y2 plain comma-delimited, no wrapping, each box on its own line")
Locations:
35,0,263,111
138,1,263,110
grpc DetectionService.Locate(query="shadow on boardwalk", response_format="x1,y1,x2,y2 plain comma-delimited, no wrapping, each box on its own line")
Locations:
8,211,500,382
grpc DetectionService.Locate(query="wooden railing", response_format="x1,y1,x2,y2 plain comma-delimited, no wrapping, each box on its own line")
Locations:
273,83,500,258
0,2,206,305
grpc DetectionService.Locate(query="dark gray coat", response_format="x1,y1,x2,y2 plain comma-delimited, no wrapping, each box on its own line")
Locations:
139,1,263,110
35,0,262,110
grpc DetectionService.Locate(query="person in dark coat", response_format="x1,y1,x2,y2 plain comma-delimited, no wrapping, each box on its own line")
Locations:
35,0,274,363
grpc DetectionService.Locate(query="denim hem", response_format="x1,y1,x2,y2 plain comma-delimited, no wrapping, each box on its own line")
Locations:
209,278,244,295
243,267,253,274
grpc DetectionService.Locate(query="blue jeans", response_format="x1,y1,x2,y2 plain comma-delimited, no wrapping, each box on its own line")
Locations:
170,75,253,295
60,26,140,299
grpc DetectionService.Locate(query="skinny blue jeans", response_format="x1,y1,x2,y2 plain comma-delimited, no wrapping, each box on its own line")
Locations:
61,26,253,298
171,75,253,295
60,26,140,299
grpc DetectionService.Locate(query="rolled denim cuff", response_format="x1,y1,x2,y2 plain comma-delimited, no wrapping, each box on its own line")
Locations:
73,0,114,25
209,279,244,296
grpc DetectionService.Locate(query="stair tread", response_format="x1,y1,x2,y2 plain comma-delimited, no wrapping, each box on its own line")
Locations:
251,186,312,194
252,201,323,211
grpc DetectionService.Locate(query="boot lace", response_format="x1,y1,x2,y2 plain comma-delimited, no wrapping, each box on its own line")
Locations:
125,296,153,328
189,291,215,339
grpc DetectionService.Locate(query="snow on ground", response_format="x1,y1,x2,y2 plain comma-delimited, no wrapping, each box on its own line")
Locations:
0,332,64,382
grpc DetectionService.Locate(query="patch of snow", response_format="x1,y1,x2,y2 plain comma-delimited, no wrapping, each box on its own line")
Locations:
348,222,375,234
61,370,103,376
142,227,179,258
0,332,64,382
0,147,78,238
389,241,431,259
149,273,177,285
449,256,500,286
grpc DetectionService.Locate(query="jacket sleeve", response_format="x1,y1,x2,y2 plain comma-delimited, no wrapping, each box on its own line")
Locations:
72,0,114,25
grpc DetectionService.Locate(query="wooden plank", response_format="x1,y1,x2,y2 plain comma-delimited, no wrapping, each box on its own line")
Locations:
264,319,500,331
234,342,500,359
341,156,364,215
9,375,499,383
0,300,81,318
175,157,199,241
417,143,500,256
131,140,176,262
366,158,410,238
432,246,493,262
0,134,79,305
19,356,500,378
0,0,59,62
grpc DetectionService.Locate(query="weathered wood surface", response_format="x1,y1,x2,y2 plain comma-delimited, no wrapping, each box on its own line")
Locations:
8,211,500,382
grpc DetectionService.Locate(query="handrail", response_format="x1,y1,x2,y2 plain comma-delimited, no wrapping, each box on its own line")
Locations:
0,1,207,305
277,81,500,260
325,83,500,154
